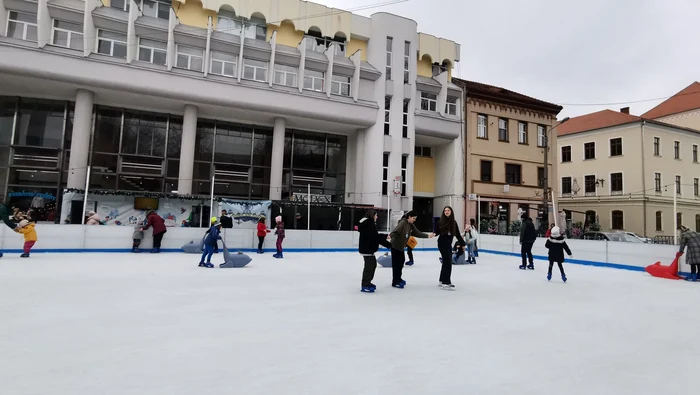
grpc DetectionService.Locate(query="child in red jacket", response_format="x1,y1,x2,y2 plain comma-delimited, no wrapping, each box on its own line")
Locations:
256,217,270,254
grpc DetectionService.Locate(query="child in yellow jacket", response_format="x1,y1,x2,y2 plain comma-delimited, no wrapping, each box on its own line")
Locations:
16,219,37,258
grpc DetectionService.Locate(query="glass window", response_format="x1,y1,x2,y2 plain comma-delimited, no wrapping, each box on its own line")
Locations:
252,128,273,167
384,96,391,136
385,37,392,81
498,118,508,141
292,131,325,170
403,41,410,84
505,164,521,184
121,111,167,157
111,0,129,11
7,12,37,42
194,122,215,163
612,210,624,230
14,99,66,149
167,117,182,159
584,142,596,160
214,124,252,164
445,97,457,115
480,160,492,182
330,75,351,97
611,173,623,195
477,114,487,138
273,64,298,87
518,122,528,144
561,146,571,162
303,70,324,92
138,38,167,65
656,211,662,232
93,108,122,154
537,125,546,147
654,173,661,192
210,51,237,77
610,138,623,156
382,152,389,195
653,137,660,156
561,177,572,194
420,92,437,112
402,100,409,138
1,97,17,146
674,141,680,159
243,59,268,82
584,175,596,195
176,45,204,72
326,136,346,174
97,30,127,58
52,20,83,51
217,10,242,34
142,0,170,20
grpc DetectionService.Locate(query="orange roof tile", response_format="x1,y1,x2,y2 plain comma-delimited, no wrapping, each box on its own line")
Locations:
557,110,641,136
642,82,700,119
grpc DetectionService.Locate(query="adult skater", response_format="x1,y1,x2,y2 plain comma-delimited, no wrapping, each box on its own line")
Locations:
0,198,19,258
678,225,700,282
436,206,466,290
519,214,537,270
389,211,433,288
545,226,572,282
357,209,392,293
142,210,166,253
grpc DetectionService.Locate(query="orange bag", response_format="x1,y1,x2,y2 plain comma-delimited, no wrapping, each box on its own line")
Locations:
406,236,418,249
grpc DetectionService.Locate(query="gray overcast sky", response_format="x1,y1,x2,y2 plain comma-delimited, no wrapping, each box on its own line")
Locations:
315,0,700,119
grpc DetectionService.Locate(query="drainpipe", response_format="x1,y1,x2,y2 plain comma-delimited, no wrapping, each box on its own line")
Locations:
641,120,647,237
462,90,469,226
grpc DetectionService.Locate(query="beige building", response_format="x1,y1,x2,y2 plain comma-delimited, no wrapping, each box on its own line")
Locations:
557,85,700,237
452,79,563,233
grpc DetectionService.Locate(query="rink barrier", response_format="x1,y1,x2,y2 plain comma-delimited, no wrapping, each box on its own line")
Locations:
0,225,690,276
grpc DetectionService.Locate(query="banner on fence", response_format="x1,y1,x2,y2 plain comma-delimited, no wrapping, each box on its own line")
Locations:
219,199,272,228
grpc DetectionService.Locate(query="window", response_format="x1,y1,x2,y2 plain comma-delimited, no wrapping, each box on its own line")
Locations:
611,173,623,195
384,97,391,136
420,92,437,112
537,125,546,147
477,114,487,138
695,178,699,196
610,138,622,157
584,175,596,195
653,137,660,156
611,210,624,230
414,146,432,157
518,122,528,144
693,145,698,163
385,37,392,80
676,175,681,195
243,17,267,40
210,51,237,77
176,45,204,71
402,100,409,138
584,142,596,160
51,20,83,51
142,0,170,20
480,160,492,182
505,164,521,184
7,12,37,42
445,97,457,116
561,146,571,162
432,63,446,76
97,30,127,58
243,59,267,82
138,38,167,65
655,173,661,192
382,153,389,195
696,214,700,232
562,177,572,195
273,64,297,87
303,35,346,55
303,70,324,92
674,141,680,159
401,155,407,196
217,10,243,34
537,167,545,188
656,211,662,232
330,75,351,96
498,118,508,141
403,41,410,84
677,212,683,228
110,0,129,11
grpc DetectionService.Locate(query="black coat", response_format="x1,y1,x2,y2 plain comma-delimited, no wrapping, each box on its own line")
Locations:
358,217,392,255
545,235,572,262
219,215,233,229
520,219,537,243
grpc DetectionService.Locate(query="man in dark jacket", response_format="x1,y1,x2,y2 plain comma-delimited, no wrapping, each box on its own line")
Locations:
519,214,537,270
0,198,19,258
219,210,233,229
357,210,392,292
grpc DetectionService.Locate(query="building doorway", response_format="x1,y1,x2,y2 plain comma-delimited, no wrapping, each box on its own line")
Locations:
413,197,433,232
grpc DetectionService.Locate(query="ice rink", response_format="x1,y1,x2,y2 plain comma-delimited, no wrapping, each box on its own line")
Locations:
1,250,697,395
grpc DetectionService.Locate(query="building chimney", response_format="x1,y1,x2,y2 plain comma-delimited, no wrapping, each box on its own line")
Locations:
620,107,630,114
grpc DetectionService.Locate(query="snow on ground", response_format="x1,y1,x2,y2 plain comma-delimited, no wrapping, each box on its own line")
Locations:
0,251,697,395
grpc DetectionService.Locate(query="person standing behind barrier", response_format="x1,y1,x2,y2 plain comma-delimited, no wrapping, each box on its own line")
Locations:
143,210,167,253
519,214,537,270
389,211,433,289
678,225,700,282
436,206,465,290
357,209,392,293
274,216,285,259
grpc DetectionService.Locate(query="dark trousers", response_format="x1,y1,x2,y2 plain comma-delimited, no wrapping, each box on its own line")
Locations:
361,255,377,286
258,236,265,251
692,264,699,275
390,248,405,285
548,260,565,275
133,239,141,248
276,237,283,253
438,236,453,284
521,241,534,266
153,231,166,249
406,246,414,262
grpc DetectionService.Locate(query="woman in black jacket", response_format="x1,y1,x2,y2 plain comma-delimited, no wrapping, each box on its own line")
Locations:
357,209,392,293
436,206,466,290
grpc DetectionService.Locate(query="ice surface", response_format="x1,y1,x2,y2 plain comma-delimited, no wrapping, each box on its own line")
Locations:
1,251,698,395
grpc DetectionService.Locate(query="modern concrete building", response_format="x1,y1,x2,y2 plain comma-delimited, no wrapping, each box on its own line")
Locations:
557,105,700,237
0,0,462,226
452,79,562,233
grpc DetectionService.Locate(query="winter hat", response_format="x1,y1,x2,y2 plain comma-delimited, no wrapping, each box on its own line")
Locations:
19,219,29,228
214,222,222,227
551,226,561,237
275,216,282,223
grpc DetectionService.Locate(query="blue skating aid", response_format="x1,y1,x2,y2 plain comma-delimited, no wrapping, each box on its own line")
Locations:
219,242,252,268
377,252,392,267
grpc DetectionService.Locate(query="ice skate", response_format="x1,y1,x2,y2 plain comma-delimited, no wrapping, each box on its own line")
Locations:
684,273,697,282
361,286,375,293
439,283,455,291
547,272,552,281
204,263,214,268
405,260,414,266
527,263,535,270
392,282,405,289
519,264,527,270
198,262,206,267
20,253,29,258
562,274,567,283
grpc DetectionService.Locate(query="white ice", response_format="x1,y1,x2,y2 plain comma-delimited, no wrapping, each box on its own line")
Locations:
0,251,697,395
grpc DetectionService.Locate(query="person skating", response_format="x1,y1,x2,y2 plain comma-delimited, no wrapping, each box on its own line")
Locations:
15,219,37,258
464,224,477,264
545,226,572,282
274,216,285,258
436,206,466,290
256,217,270,254
396,213,416,266
142,210,167,253
0,198,19,258
519,214,537,270
204,217,219,253
389,211,433,289
199,222,222,268
357,210,392,293
678,225,700,281
132,222,144,253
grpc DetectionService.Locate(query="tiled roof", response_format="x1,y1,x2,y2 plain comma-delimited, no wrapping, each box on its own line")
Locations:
557,110,641,136
642,82,700,119
452,78,562,115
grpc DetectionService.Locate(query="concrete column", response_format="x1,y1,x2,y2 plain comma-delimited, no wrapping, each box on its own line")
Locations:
354,130,365,204
178,105,198,194
67,89,95,189
37,0,50,48
269,117,286,200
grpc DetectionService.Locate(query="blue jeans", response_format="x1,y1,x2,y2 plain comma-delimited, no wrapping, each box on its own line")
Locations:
466,243,474,259
200,244,215,263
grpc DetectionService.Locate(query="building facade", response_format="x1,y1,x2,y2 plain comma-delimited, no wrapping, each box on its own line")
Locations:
0,0,462,226
557,108,700,237
452,79,562,233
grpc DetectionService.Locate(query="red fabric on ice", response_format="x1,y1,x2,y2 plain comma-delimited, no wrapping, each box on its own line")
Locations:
645,256,682,280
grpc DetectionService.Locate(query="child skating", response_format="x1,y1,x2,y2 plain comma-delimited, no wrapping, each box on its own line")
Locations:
199,222,222,268
15,219,37,258
132,223,144,253
274,216,285,258
544,226,572,282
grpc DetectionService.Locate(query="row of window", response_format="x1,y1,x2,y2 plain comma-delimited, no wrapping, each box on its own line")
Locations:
562,138,699,163
654,212,700,232
653,174,700,196
386,37,410,84
381,153,408,196
479,161,545,187
561,174,624,196
476,114,546,146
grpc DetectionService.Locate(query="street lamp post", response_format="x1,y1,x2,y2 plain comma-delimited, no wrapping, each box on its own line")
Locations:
542,117,570,228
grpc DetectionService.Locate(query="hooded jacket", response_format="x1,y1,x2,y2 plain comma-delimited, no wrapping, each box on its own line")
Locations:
520,218,537,243
143,211,167,234
357,217,392,255
545,235,572,262
204,225,222,246
86,212,101,225
389,219,429,250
